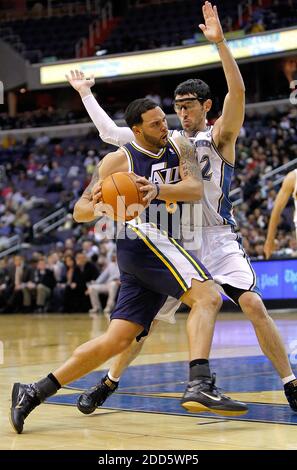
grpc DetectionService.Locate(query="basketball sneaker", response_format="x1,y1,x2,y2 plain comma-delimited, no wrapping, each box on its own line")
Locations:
10,383,41,434
180,373,248,416
284,379,297,412
77,374,118,414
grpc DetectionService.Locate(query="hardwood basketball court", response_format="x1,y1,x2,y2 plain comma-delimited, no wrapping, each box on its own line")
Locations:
1,311,297,450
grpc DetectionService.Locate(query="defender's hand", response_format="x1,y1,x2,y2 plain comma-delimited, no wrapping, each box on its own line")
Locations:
199,1,224,44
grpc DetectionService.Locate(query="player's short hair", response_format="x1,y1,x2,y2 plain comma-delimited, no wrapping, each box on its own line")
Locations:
174,79,211,103
125,98,158,129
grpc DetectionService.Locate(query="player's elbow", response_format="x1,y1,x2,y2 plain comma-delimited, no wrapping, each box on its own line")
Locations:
230,86,245,101
234,86,245,100
73,208,82,223
73,202,87,223
238,84,245,94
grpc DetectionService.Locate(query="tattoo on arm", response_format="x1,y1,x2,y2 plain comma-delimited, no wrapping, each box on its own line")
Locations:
178,137,202,181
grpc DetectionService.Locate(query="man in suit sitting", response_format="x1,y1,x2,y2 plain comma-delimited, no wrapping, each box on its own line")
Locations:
22,257,56,313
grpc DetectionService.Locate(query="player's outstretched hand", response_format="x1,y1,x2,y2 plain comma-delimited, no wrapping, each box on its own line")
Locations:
65,69,95,93
199,1,224,44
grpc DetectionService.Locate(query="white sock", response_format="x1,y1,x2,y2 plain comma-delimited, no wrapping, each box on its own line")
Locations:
282,374,296,385
108,371,120,382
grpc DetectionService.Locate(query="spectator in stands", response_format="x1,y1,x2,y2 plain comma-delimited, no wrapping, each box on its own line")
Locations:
250,19,265,34
22,257,56,312
75,251,98,281
49,161,66,180
287,238,297,257
47,252,65,283
35,133,50,148
60,252,98,313
4,255,32,313
13,209,31,239
46,176,65,193
81,240,99,260
60,255,81,313
87,252,120,317
0,257,11,311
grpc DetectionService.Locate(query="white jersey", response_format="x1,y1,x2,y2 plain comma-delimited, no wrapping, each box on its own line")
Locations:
170,126,236,227
294,169,297,235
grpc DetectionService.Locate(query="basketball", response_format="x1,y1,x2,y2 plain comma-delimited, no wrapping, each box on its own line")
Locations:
101,172,146,221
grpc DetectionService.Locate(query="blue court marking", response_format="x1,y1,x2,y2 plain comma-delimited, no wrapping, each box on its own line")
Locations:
64,356,291,393
46,393,297,426
47,356,297,425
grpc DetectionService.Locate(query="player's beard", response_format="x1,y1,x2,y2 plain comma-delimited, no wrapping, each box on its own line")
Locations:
143,130,168,149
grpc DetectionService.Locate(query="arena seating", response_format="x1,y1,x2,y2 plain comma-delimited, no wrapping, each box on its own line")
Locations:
0,0,296,62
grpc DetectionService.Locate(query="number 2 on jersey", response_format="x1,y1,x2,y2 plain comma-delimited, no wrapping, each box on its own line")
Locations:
200,155,213,181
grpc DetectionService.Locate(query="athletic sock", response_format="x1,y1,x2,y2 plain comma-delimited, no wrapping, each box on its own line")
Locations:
282,374,296,386
103,373,118,390
34,373,61,402
108,371,120,382
189,359,211,381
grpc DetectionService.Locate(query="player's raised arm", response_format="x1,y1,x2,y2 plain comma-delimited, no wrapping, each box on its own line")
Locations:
66,69,134,147
73,149,128,222
199,2,245,155
264,172,296,259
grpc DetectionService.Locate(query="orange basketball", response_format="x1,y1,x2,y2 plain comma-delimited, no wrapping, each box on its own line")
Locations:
101,172,145,221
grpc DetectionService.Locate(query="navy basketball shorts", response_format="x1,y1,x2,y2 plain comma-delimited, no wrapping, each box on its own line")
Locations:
111,223,212,336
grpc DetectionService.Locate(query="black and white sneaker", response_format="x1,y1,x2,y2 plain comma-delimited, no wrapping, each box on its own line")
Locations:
284,379,297,412
180,373,248,416
10,383,41,434
77,375,118,415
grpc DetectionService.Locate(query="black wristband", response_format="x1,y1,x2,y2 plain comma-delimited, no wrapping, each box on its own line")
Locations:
155,183,160,199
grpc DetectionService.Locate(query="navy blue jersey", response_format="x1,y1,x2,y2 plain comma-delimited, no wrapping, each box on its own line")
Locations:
111,138,211,337
122,138,183,238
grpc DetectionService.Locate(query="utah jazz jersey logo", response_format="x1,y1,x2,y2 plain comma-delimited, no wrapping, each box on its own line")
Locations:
122,139,181,185
121,139,182,236
150,161,180,185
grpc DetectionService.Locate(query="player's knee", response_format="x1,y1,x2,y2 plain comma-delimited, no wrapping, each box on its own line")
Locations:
241,294,267,322
209,288,222,311
190,288,221,316
199,287,222,312
104,327,136,353
114,336,135,354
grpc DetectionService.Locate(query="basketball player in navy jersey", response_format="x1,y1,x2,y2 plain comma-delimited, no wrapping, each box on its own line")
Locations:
10,98,248,434
264,169,297,259
66,1,297,414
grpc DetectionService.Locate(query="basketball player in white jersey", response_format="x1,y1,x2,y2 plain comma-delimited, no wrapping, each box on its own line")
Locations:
264,169,297,259
68,1,297,413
